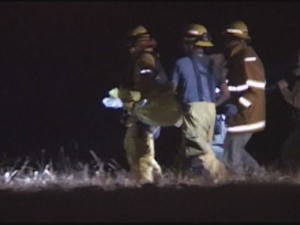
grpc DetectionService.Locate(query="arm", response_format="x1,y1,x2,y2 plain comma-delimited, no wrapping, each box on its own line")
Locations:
132,53,157,96
215,82,230,107
237,54,266,109
134,53,156,82
210,53,230,107
278,79,300,110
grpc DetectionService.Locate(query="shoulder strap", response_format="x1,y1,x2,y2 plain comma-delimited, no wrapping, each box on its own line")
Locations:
189,56,203,99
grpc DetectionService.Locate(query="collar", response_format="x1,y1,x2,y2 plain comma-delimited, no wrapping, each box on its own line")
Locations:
228,41,247,58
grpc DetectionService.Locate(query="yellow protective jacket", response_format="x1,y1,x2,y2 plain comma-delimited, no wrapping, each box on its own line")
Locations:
118,50,182,127
226,42,266,133
122,50,166,97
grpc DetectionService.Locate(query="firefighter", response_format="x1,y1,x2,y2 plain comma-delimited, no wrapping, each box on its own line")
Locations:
221,20,266,176
277,49,300,171
170,23,230,179
120,25,168,183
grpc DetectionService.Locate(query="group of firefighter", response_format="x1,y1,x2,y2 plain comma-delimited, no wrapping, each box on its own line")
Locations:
103,20,300,184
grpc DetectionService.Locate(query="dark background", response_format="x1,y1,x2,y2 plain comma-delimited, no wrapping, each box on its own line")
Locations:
0,1,298,169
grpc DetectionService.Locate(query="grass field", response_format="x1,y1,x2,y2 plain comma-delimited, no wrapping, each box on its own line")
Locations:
1,152,300,222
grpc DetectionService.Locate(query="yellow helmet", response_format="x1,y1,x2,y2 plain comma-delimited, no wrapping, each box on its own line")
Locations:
222,20,251,40
129,25,151,41
184,24,214,47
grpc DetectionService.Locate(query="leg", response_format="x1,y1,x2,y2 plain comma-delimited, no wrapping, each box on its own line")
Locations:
124,122,162,183
183,102,230,179
223,133,244,174
223,132,262,175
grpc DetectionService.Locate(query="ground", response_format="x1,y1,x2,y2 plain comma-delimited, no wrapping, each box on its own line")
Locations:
1,173,300,222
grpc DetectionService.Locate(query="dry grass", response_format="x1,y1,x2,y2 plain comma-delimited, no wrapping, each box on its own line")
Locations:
1,150,300,192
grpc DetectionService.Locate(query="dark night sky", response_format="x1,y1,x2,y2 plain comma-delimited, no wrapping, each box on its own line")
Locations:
0,1,299,167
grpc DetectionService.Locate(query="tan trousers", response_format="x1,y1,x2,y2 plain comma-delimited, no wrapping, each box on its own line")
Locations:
180,102,229,179
124,122,162,183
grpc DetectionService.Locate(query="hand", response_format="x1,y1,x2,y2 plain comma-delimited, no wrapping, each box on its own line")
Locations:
277,79,289,89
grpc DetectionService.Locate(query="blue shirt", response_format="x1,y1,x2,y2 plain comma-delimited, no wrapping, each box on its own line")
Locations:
171,53,216,104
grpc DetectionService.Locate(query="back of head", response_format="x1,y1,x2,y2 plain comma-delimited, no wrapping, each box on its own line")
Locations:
184,23,214,48
221,20,251,41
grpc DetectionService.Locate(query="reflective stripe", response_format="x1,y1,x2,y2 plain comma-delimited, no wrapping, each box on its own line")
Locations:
227,121,265,133
188,30,199,35
228,84,249,92
239,97,251,108
246,80,266,89
244,57,257,62
226,28,243,34
228,80,266,92
140,69,153,74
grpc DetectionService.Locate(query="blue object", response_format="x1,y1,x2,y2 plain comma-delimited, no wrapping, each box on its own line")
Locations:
224,104,238,117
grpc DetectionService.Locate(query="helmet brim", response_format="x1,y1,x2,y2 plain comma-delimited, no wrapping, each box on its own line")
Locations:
195,40,214,47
